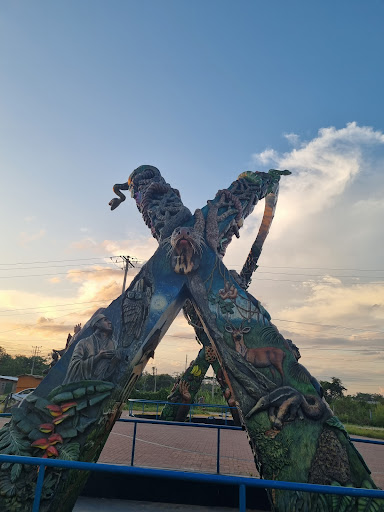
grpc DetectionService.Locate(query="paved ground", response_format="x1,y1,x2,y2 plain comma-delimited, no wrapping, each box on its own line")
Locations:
73,497,256,511
0,412,383,511
98,413,258,477
97,412,384,488
0,413,383,486
350,436,384,488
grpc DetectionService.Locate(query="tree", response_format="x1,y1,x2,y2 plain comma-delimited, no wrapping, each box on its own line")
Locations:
0,347,49,376
135,372,175,393
353,392,384,404
319,377,347,402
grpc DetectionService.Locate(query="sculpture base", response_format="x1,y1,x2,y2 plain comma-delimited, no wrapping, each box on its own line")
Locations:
81,471,271,510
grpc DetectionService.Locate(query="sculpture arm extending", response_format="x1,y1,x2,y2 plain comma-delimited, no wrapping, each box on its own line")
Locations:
109,182,129,210
109,165,192,241
204,169,291,258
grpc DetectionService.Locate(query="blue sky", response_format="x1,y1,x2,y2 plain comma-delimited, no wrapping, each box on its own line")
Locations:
0,1,383,394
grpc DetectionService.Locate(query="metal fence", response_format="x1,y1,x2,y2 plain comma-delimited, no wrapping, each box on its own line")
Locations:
120,416,240,473
0,411,383,511
127,398,236,423
0,452,383,512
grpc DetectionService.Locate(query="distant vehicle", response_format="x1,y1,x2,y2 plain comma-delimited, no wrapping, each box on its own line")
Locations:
11,388,36,403
2,388,36,412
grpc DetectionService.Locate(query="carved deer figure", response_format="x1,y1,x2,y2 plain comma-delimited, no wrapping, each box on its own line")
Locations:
225,323,285,381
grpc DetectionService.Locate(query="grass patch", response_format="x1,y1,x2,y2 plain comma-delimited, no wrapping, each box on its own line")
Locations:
345,423,384,440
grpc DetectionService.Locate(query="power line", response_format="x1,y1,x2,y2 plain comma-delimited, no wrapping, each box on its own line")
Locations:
0,305,110,318
0,307,97,335
0,256,120,266
0,262,118,272
0,299,109,315
0,272,378,284
253,277,384,284
226,264,384,272
30,345,42,374
254,271,384,279
0,268,125,279
0,255,380,272
121,256,135,294
274,318,384,335
0,312,382,339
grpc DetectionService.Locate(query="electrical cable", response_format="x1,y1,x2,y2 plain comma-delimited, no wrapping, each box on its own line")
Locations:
0,268,124,279
0,299,111,314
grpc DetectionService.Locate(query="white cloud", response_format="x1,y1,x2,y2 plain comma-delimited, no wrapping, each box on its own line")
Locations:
19,229,46,246
253,123,384,226
70,237,98,250
24,216,36,223
224,123,384,393
100,237,158,261
277,278,384,335
70,236,157,263
226,122,384,270
284,132,300,146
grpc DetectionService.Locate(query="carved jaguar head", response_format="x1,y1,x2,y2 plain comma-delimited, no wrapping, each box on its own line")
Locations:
161,209,206,275
170,226,204,274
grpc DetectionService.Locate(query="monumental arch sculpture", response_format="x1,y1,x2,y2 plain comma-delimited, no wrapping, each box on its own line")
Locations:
161,188,282,424
0,165,381,512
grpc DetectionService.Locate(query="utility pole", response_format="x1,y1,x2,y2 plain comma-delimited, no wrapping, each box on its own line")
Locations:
31,346,41,375
121,256,135,294
152,366,157,392
185,354,188,371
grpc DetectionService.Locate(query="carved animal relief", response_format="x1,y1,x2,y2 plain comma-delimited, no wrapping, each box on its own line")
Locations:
0,165,380,512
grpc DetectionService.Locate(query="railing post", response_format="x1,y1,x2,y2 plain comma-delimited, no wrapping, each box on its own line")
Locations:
131,421,138,466
239,483,246,512
216,427,221,474
156,403,159,419
32,464,46,512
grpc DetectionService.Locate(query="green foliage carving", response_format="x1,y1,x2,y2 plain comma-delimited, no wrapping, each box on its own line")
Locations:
248,426,291,479
357,481,384,512
58,442,81,461
330,482,355,512
0,423,31,457
208,292,235,315
0,165,380,511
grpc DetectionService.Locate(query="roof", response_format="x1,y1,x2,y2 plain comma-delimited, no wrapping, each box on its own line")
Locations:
17,374,44,378
0,376,18,381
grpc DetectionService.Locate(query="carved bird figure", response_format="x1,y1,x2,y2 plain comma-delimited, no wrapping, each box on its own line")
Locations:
122,276,153,343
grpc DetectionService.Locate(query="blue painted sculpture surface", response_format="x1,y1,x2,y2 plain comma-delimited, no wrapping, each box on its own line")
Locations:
0,165,380,512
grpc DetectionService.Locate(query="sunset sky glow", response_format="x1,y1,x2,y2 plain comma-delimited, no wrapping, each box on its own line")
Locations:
0,1,383,394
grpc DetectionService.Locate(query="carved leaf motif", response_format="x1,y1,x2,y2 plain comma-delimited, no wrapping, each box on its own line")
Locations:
219,301,235,314
330,482,355,512
41,472,58,500
10,464,22,484
357,498,382,512
0,473,17,497
357,481,383,512
58,442,80,461
0,424,31,455
326,416,349,438
208,293,219,305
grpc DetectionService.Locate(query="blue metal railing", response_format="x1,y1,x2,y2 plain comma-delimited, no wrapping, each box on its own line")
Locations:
127,398,236,423
4,411,381,475
118,417,240,473
0,453,383,512
0,411,384,511
1,411,384,475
